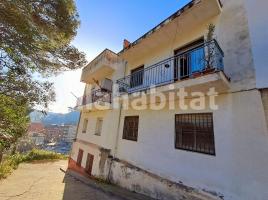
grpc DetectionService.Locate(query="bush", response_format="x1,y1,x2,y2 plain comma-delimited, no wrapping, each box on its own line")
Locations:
0,149,67,179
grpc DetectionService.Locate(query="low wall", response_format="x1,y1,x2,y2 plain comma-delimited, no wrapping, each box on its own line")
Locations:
108,159,222,200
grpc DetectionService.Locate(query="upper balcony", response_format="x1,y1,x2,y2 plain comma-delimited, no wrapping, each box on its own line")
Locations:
120,0,223,59
117,39,230,95
81,49,120,84
76,89,112,111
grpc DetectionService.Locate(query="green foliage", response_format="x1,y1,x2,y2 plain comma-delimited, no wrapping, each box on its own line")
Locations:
0,0,86,74
0,149,67,179
0,94,29,151
0,0,86,149
206,23,215,41
23,149,67,161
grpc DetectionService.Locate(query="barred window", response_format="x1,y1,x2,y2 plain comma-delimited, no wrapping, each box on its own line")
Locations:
175,113,215,155
123,116,139,141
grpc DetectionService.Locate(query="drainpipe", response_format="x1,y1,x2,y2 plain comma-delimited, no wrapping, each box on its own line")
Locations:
114,60,127,157
108,60,127,182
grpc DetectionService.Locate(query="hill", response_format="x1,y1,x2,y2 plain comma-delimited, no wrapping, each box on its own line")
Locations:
30,111,80,125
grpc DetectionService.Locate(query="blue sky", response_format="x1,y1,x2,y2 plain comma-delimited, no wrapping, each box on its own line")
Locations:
49,0,191,113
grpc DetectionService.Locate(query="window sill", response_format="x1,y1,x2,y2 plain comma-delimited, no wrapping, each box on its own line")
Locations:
175,146,216,156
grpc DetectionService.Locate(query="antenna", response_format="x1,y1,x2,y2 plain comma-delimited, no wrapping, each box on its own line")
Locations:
70,92,78,99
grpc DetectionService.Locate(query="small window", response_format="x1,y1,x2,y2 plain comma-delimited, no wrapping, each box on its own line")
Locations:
175,113,215,155
123,116,139,141
77,149,83,166
82,118,88,133
95,118,103,136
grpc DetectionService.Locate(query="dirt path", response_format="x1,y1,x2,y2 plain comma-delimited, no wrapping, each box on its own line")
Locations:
0,160,122,200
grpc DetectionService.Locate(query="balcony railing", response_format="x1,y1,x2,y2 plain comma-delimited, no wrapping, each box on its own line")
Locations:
117,39,224,93
76,89,112,107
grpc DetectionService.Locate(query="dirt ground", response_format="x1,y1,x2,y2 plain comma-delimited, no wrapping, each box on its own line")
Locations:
0,160,123,200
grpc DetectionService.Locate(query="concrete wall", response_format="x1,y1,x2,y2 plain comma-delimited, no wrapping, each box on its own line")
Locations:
244,0,268,89
124,0,256,92
115,90,268,200
71,0,268,199
261,89,268,130
76,109,120,151
70,140,111,178
109,159,221,200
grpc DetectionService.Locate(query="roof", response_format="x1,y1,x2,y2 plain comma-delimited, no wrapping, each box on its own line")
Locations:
28,122,45,133
119,0,222,54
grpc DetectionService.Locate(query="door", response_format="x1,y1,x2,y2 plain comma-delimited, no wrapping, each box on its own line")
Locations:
174,38,205,79
85,153,94,175
130,65,144,89
77,149,83,166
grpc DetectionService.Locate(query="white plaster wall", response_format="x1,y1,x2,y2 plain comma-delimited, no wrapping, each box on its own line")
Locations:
116,90,268,200
76,110,120,152
72,0,268,199
244,0,268,89
76,58,125,152
123,0,256,92
71,141,102,176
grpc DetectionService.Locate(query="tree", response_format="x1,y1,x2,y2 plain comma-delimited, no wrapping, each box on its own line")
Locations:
204,24,216,69
0,0,87,157
0,94,29,162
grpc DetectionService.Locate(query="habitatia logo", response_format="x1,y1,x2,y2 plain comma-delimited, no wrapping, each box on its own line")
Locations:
82,84,219,111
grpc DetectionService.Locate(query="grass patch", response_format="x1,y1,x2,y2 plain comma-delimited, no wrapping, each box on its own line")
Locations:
0,149,68,179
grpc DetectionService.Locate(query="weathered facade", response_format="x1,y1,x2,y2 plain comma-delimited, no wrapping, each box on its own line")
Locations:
69,0,268,199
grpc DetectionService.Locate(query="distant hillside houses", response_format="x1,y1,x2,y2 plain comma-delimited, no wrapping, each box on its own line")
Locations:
27,122,77,145
30,111,80,125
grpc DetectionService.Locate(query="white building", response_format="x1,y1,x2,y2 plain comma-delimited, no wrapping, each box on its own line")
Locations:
69,0,268,199
27,122,45,146
61,125,77,143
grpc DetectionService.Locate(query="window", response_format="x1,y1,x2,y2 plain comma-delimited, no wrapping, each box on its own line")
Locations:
95,118,103,136
175,113,215,155
130,65,144,88
77,149,83,166
123,116,139,141
82,118,88,133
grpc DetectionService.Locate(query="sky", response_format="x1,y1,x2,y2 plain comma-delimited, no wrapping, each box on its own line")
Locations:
49,0,191,113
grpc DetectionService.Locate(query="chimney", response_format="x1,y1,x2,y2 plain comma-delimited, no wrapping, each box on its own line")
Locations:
123,39,131,49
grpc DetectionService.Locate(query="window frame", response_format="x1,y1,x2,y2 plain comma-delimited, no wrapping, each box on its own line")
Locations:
122,116,139,142
174,113,216,156
82,118,88,133
95,117,103,136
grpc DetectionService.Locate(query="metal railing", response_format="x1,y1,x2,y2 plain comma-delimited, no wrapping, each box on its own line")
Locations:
117,39,224,93
76,89,112,107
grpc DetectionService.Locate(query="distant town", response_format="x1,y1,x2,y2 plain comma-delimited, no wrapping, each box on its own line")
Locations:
22,111,80,154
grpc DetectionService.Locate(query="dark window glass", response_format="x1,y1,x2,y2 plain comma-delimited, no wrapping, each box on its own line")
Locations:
175,113,215,155
123,116,139,141
130,66,144,88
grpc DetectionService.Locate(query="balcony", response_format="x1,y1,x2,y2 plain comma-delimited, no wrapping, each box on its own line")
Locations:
120,0,222,59
76,89,112,111
117,39,229,94
81,49,120,84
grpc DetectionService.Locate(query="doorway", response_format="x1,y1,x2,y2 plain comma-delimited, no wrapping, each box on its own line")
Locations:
174,38,205,80
85,153,94,175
